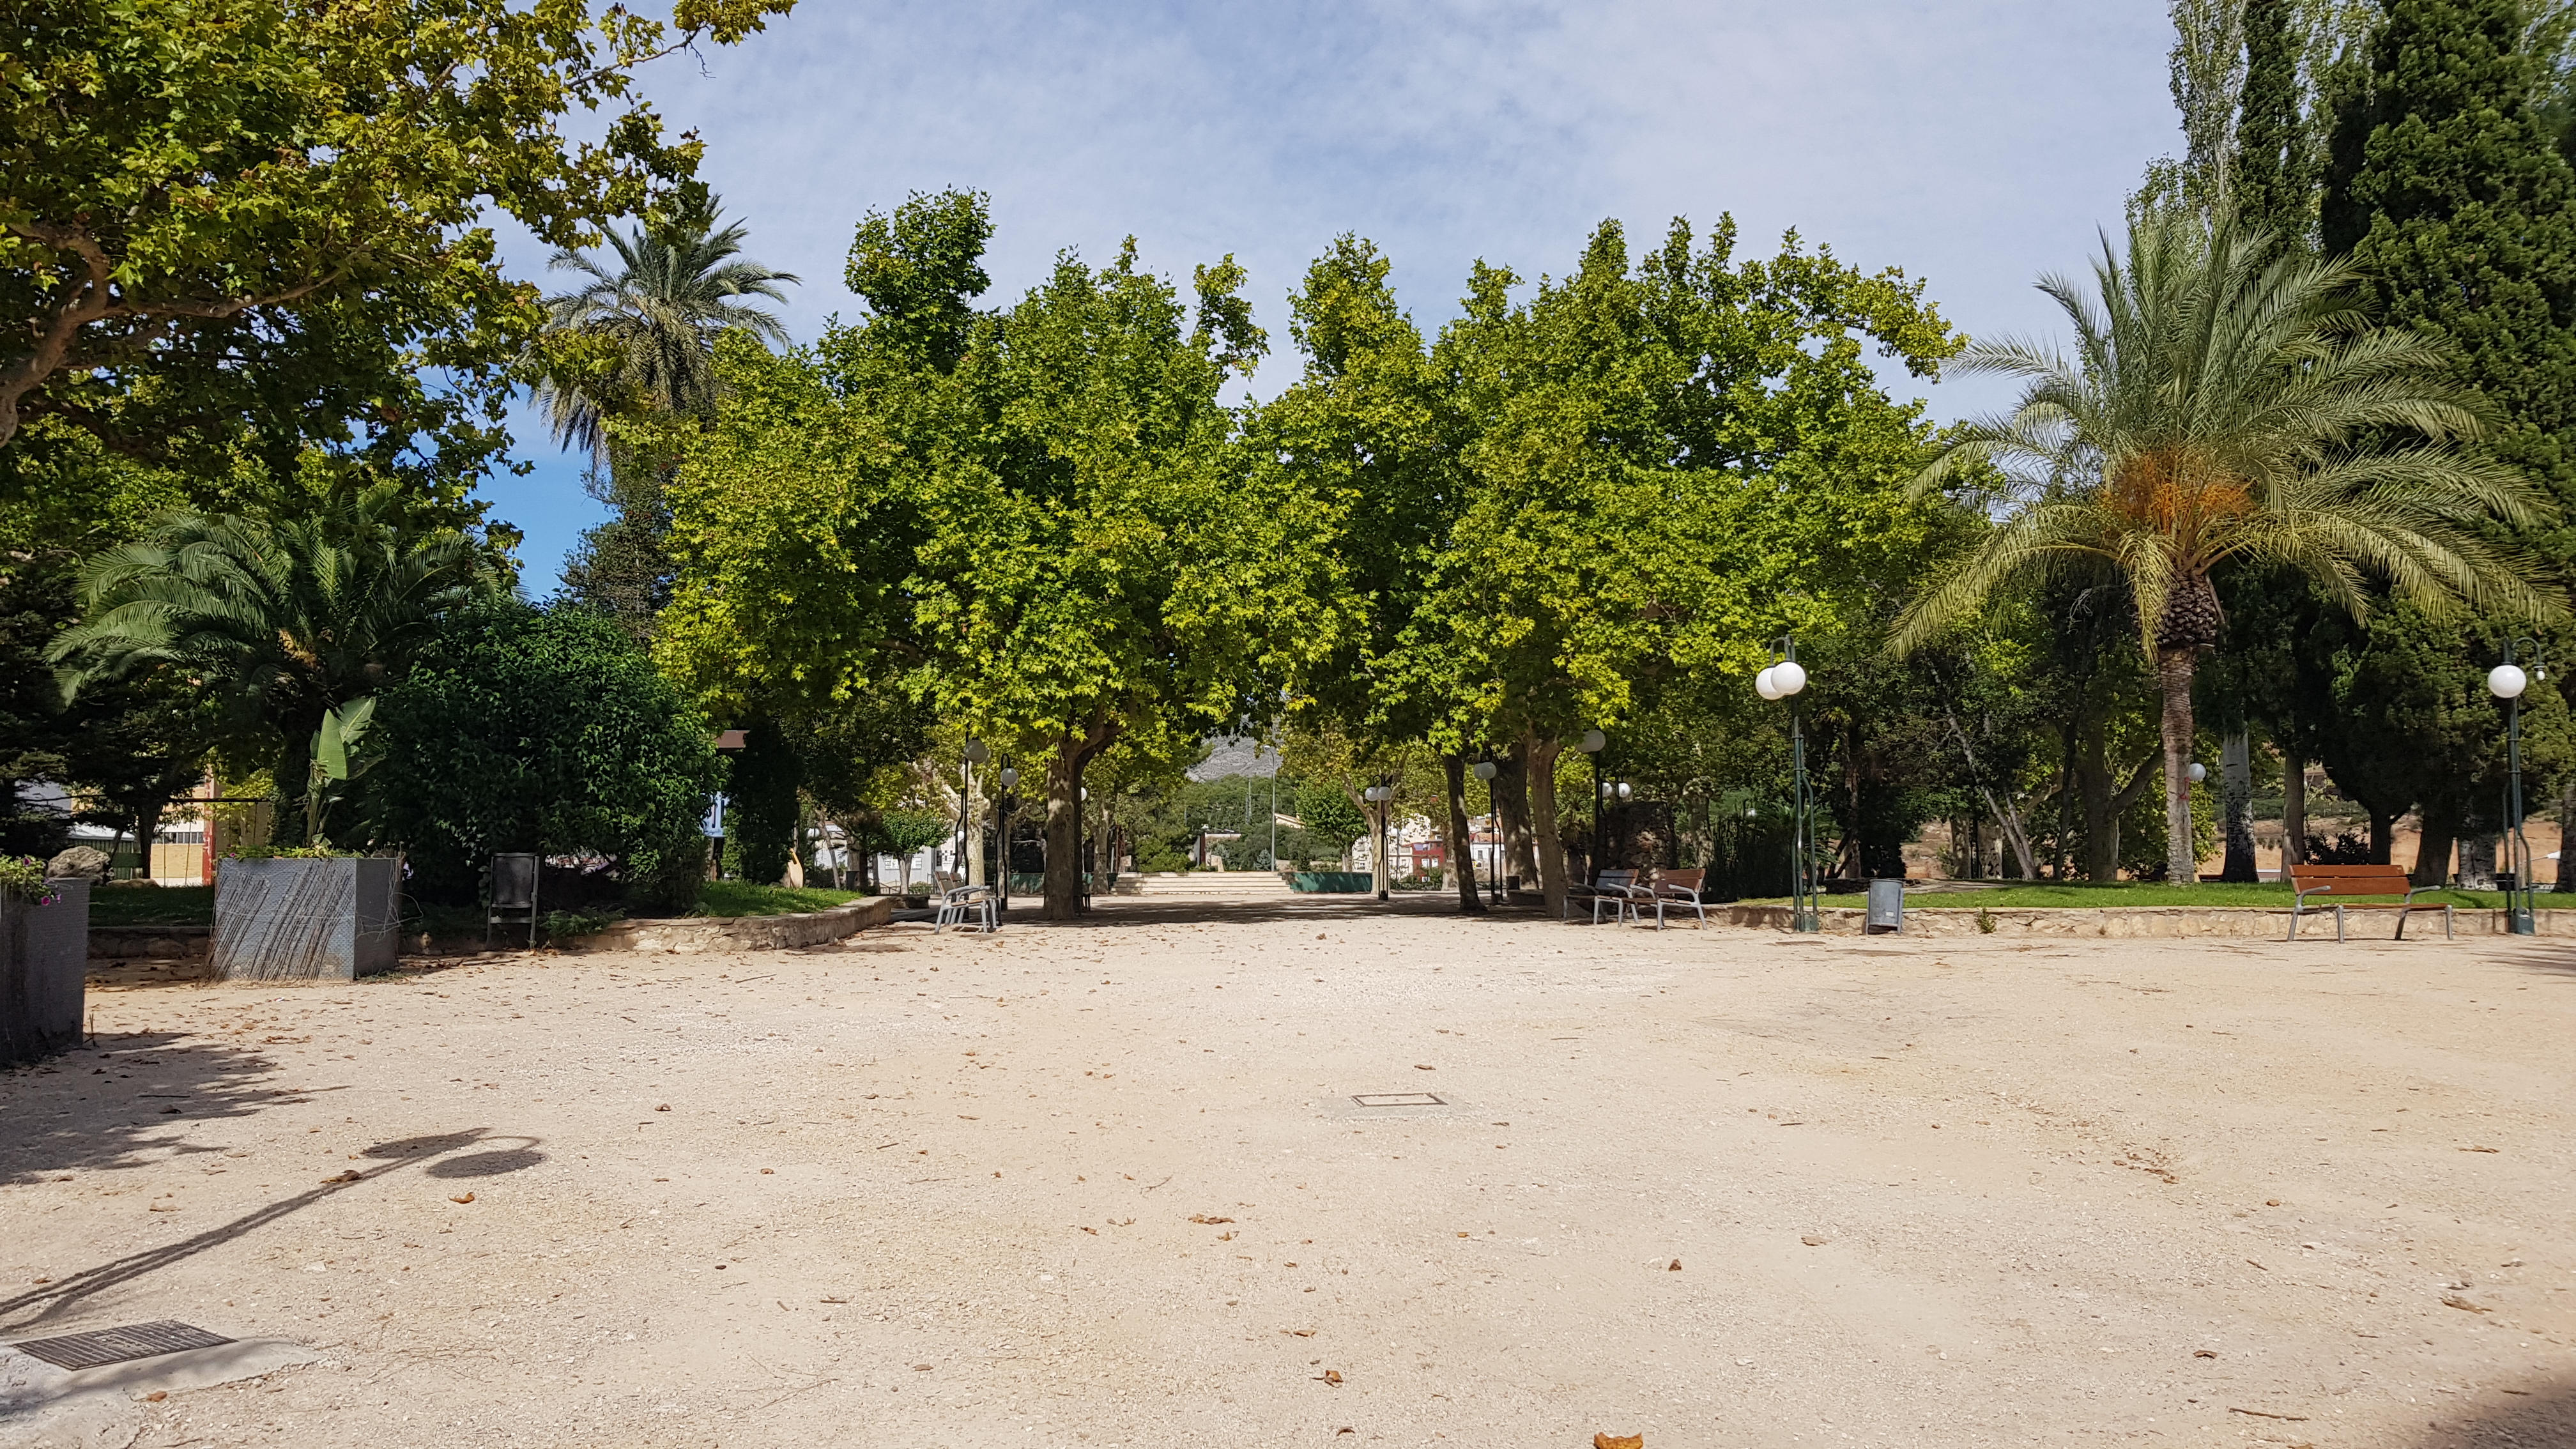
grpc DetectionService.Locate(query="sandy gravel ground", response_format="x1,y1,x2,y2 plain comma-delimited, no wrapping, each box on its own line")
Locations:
3,898,2573,1449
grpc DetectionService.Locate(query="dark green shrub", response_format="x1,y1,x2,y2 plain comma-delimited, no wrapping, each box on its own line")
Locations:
725,716,799,884
365,603,722,910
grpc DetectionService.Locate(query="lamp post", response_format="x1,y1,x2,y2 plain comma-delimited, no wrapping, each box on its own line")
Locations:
996,766,1019,914
2490,641,2544,935
1755,641,1815,932
1473,758,1501,905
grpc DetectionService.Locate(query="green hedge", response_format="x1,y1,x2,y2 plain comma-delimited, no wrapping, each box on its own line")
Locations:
365,603,723,910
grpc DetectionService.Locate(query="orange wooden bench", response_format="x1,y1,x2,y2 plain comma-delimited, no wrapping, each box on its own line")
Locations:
2287,863,2455,942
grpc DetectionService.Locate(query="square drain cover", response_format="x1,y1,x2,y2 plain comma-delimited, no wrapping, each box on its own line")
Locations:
1351,1092,1446,1108
9,1321,233,1370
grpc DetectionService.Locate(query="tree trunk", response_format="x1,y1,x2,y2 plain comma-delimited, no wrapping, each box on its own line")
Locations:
2074,731,2122,882
2281,749,2306,871
2220,730,2257,882
1443,755,1484,914
1043,744,1085,920
2409,806,2456,889
2156,648,2201,885
1492,746,1535,891
2456,834,2497,890
1526,730,1568,917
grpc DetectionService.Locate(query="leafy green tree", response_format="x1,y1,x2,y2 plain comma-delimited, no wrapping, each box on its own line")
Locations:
1897,206,2552,885
365,602,721,910
2235,0,2320,233
1376,217,1959,916
868,809,951,896
0,0,795,463
48,480,503,831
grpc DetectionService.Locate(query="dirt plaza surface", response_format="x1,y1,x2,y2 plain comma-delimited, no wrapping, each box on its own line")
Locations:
3,898,2573,1448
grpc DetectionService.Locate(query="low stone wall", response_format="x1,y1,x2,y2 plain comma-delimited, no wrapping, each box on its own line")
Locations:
557,895,896,954
89,924,211,962
1719,903,2574,939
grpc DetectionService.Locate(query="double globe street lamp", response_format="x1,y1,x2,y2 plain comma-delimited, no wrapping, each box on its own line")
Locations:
1473,758,1501,905
1754,643,1817,932
2490,642,2545,936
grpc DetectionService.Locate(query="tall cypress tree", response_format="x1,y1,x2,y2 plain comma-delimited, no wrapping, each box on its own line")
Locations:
2321,0,2576,885
2322,0,2576,530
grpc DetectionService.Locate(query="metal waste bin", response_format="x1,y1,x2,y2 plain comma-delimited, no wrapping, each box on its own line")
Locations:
1865,878,1904,935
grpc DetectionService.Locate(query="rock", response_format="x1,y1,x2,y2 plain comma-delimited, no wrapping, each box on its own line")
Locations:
45,847,109,882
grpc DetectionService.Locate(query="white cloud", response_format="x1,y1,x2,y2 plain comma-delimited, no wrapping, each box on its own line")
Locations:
496,0,2178,586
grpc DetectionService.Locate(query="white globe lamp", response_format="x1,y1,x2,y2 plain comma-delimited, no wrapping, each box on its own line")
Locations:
1772,661,1807,697
2490,664,2529,700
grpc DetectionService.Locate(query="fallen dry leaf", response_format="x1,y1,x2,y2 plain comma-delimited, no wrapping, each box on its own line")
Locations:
1318,1368,1343,1386
1596,1434,1645,1449
1667,1259,1682,1271
1800,1236,1827,1247
2193,1349,2218,1358
2442,1294,2490,1314
1413,1063,1435,1070
2461,1145,2499,1153
760,1168,774,1175
321,1170,360,1184
912,1363,932,1372
1078,1226,1098,1236
148,1203,175,1212
2227,1407,2309,1422
449,1192,475,1204
144,1392,167,1402
1190,1215,1235,1225
654,1103,671,1112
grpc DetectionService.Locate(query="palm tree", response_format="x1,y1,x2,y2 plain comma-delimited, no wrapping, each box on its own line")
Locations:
1894,208,2557,885
47,482,500,834
530,192,795,634
532,192,798,459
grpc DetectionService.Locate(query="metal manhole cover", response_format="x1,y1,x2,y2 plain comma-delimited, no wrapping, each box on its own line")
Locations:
8,1321,233,1370
1351,1092,1446,1108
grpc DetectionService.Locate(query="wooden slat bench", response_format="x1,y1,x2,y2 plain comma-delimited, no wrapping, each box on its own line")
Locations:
2287,863,2455,942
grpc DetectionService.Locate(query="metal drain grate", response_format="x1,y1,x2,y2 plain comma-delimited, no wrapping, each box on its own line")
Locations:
1350,1092,1446,1108
8,1321,233,1370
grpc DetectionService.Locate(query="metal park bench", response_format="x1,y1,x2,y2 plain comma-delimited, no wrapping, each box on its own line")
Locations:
1568,868,1652,924
1648,867,1715,930
2287,863,2455,942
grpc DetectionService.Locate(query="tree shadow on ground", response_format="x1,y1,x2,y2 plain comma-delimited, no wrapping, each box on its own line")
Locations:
0,1128,536,1334
0,1032,289,1186
2412,1377,2576,1446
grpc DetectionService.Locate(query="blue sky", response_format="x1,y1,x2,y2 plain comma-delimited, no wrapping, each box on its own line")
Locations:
489,0,2181,590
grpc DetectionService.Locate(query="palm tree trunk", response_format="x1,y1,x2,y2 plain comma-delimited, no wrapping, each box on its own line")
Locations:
2156,648,2201,885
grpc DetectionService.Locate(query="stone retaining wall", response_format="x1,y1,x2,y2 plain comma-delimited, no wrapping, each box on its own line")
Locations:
1720,903,2575,938
90,925,210,962
556,895,896,954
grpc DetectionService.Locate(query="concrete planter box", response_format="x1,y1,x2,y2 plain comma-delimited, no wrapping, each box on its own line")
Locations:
1288,872,1375,893
213,857,400,981
3,880,88,1066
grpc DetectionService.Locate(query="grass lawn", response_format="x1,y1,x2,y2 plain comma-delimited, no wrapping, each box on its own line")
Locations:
1747,880,2518,910
87,884,214,927
691,881,870,917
